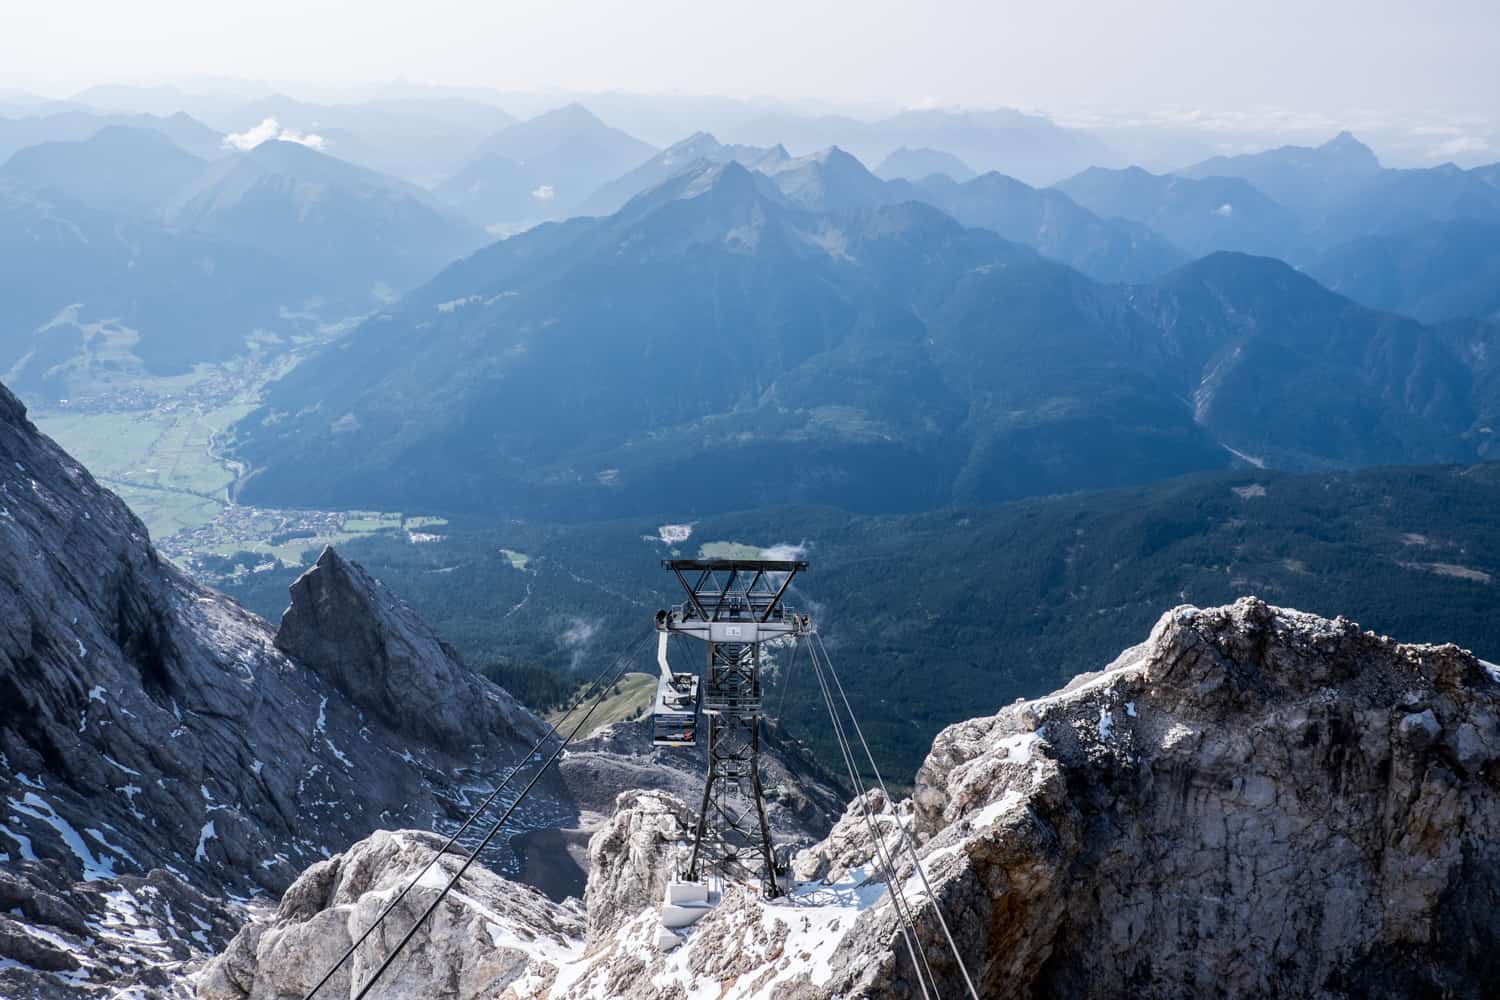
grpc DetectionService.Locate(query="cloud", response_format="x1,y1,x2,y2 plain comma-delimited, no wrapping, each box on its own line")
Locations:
1426,134,1490,159
760,542,808,561
223,117,327,152
530,184,556,201
1213,203,1234,216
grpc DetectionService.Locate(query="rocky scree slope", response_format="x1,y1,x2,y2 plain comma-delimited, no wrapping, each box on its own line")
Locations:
202,597,1500,998
0,380,551,996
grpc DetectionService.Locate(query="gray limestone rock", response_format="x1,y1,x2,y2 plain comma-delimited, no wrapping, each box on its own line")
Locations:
581,789,693,948
196,829,585,1000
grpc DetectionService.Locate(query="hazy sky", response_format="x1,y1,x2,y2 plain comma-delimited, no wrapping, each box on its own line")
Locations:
4,0,1496,116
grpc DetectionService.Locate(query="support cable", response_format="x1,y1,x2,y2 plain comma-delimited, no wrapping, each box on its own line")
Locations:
805,638,937,1000
303,630,651,1000
773,633,804,726
351,629,649,999
813,632,982,1000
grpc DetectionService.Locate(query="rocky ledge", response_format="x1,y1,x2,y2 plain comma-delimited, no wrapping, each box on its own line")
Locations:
200,597,1500,998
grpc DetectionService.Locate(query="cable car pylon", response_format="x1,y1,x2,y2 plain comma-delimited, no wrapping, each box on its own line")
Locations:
654,558,811,901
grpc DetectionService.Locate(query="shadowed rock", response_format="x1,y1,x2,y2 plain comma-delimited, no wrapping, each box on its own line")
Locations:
275,546,545,753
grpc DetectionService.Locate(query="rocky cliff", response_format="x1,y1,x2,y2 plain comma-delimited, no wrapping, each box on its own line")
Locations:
0,382,557,997
202,597,1500,999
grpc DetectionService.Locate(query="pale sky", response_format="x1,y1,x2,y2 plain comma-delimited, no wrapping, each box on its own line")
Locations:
3,0,1496,116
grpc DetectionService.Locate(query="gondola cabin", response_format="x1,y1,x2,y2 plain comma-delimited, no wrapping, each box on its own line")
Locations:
653,671,701,747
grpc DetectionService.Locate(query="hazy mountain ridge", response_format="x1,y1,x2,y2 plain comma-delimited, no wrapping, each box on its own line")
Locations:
435,103,657,230
224,156,1500,526
163,138,488,300
874,145,977,182
0,127,488,384
225,161,1239,517
0,177,322,382
1307,219,1500,323
576,134,1184,282
0,109,223,161
720,105,1120,185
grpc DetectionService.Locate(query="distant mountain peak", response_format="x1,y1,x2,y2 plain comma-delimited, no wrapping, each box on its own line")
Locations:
533,102,608,129
875,145,978,183
1320,130,1379,166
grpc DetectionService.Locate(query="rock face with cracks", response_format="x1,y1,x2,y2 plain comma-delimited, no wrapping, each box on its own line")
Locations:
0,379,556,997
275,547,545,753
199,597,1500,999
581,789,693,948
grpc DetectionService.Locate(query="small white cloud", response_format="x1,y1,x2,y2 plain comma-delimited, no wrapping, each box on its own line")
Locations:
531,184,556,201
223,117,327,152
761,542,808,560
1426,135,1490,160
1213,203,1234,217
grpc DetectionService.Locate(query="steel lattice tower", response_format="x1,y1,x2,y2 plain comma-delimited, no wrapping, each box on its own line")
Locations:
656,559,810,897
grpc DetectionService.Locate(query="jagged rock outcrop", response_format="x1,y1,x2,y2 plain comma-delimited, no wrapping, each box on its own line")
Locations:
834,597,1500,998
212,598,1500,999
791,787,910,883
0,381,560,996
276,547,544,753
198,830,584,1000
581,789,692,947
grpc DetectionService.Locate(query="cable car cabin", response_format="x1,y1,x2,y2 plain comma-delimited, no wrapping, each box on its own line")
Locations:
653,671,701,747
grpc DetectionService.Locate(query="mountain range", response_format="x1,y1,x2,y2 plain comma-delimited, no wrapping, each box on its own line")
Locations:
571,133,1183,282
0,109,223,161
720,106,1121,185
223,155,1500,523
0,126,487,385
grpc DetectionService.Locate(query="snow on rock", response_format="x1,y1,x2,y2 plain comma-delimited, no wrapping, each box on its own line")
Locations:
194,821,217,865
0,379,564,997
197,830,584,1000
891,597,1500,998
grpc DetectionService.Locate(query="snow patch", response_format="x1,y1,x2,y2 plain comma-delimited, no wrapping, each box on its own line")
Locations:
1482,660,1500,684
998,731,1041,765
0,824,36,861
969,789,1026,828
103,754,140,776
325,738,352,769
194,821,217,864
9,792,118,879
1098,706,1115,740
